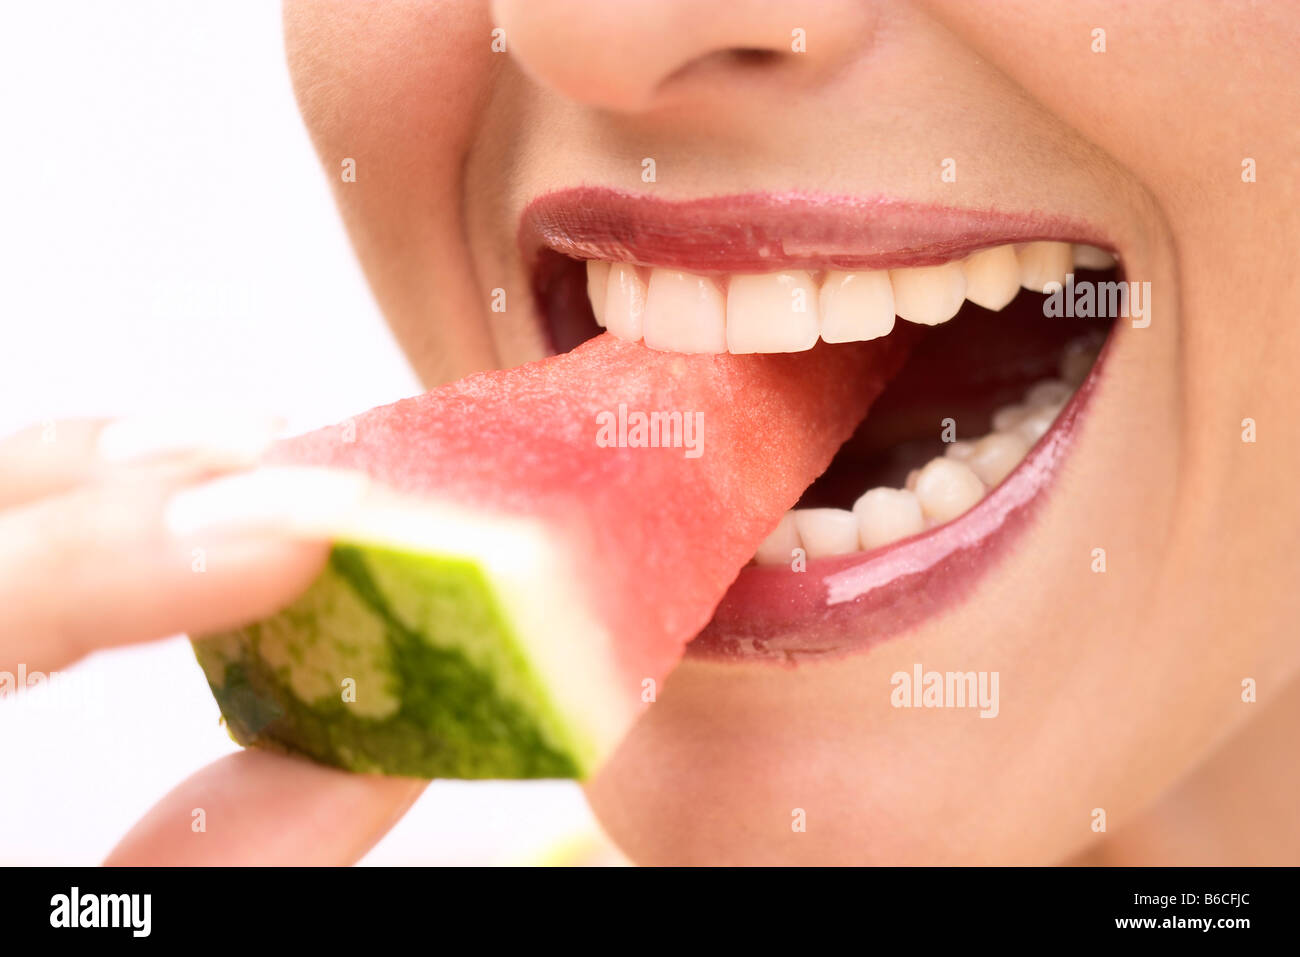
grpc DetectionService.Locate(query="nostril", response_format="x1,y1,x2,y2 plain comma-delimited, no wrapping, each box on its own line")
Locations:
494,0,874,113
657,44,791,96
729,48,783,66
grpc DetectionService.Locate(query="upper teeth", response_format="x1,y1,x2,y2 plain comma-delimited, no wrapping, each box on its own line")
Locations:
587,242,1115,354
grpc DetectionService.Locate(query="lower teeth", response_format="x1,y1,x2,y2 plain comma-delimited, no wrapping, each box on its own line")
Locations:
753,334,1102,565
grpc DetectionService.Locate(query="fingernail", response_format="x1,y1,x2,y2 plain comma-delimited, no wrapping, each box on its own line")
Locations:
97,413,283,467
164,467,370,538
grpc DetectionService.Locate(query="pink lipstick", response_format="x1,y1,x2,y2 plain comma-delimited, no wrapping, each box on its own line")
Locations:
521,188,1104,273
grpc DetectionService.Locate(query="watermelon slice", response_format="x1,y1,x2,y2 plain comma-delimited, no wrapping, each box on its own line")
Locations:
193,332,912,779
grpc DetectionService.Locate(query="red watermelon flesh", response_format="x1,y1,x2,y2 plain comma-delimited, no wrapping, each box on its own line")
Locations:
193,331,914,778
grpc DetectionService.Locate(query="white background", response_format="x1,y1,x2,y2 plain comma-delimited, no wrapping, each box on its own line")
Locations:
0,1,606,865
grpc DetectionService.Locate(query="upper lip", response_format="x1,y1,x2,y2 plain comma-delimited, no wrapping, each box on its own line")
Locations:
520,187,1109,274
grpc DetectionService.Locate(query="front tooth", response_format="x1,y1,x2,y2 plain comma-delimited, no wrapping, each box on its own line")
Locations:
962,245,1021,311
1073,244,1117,270
604,263,648,342
966,431,1031,486
755,512,801,565
587,261,611,327
643,269,727,354
914,457,985,523
1017,241,1072,293
944,439,975,460
726,271,820,354
793,508,861,558
853,487,925,549
890,262,967,325
819,270,895,343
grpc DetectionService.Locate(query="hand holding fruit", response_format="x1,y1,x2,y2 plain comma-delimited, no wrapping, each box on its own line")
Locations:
0,417,423,864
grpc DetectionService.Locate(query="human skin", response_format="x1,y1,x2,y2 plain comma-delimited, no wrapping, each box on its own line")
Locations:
0,421,424,865
9,2,1292,865
276,0,1300,865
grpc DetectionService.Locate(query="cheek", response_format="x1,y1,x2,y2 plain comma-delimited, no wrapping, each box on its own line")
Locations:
282,0,503,382
922,0,1287,212
283,0,489,195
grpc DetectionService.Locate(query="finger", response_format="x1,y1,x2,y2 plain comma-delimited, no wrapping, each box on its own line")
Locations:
0,414,280,510
104,749,426,866
0,419,107,508
0,467,368,671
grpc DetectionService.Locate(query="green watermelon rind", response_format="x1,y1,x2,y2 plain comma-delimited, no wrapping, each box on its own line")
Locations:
192,542,592,779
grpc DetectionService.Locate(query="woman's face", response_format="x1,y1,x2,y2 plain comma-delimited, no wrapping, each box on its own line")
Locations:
283,0,1300,863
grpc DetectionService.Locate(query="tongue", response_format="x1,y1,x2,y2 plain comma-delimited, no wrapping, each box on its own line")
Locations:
193,331,914,780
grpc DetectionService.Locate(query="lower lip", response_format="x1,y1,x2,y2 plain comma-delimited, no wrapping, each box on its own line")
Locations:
685,330,1113,663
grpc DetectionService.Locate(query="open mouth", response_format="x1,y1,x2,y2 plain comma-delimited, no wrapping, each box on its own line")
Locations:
524,190,1120,662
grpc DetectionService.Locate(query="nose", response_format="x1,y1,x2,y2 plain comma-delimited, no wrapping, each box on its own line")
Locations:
491,0,875,112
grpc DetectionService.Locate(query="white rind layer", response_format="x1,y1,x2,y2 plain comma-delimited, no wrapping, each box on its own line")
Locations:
298,485,636,773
